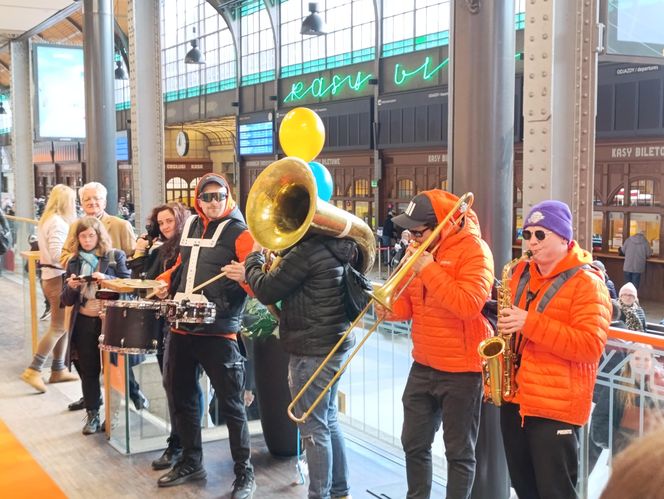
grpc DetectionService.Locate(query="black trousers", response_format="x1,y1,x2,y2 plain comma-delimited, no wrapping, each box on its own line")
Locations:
165,332,251,475
71,315,102,411
500,402,580,499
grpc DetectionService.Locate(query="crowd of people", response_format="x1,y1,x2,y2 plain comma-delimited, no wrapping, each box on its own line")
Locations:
8,176,664,499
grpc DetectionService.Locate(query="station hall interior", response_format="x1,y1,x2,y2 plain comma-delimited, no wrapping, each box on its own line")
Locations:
0,0,664,498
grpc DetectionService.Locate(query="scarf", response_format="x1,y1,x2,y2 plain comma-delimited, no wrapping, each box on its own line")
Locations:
79,250,100,301
620,301,644,332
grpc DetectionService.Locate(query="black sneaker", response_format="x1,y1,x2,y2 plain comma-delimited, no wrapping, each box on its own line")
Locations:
152,438,183,470
157,460,206,488
69,396,102,411
231,470,256,499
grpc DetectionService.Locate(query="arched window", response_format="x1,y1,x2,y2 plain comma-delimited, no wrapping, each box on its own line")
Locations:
397,178,414,199
354,178,370,197
629,178,658,207
240,0,275,85
280,0,375,78
161,0,236,102
384,1,526,57
166,177,190,206
114,53,130,110
383,1,451,57
593,191,603,206
609,186,626,207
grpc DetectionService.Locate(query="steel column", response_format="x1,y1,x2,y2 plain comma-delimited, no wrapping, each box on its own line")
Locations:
10,39,34,224
448,1,514,497
83,0,118,213
127,0,165,230
522,0,599,248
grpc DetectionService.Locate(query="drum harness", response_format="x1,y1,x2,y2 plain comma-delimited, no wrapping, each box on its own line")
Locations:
177,215,231,303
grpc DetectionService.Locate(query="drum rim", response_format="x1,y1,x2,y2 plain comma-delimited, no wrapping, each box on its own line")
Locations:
104,300,163,309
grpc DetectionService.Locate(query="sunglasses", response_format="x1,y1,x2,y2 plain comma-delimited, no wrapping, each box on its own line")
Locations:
198,192,227,203
522,229,550,241
411,227,431,238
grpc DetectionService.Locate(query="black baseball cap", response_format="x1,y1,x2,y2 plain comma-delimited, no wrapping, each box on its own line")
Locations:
197,174,229,194
392,193,437,229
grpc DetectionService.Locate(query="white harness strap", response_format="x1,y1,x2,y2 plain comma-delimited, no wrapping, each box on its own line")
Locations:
179,215,231,296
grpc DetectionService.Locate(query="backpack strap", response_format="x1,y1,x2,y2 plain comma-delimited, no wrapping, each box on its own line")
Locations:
514,263,590,313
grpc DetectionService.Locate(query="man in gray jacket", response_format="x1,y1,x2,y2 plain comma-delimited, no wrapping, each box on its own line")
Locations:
620,231,653,289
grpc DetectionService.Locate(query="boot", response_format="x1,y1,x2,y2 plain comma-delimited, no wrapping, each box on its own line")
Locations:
20,368,47,393
49,369,79,383
152,437,183,470
82,409,101,435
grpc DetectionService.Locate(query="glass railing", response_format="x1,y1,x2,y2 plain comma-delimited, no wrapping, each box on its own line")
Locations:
584,325,664,499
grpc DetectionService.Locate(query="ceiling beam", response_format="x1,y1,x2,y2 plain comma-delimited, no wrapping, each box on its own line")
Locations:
13,3,82,44
66,15,83,33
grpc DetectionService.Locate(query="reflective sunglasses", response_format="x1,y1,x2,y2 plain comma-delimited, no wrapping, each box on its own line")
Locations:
522,229,550,241
411,226,431,238
198,192,227,203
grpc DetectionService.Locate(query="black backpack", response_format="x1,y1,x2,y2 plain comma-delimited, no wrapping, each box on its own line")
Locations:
341,263,373,321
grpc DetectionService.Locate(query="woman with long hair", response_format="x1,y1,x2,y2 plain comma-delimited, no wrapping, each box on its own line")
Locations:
20,184,78,393
128,202,196,470
61,216,130,434
591,344,664,460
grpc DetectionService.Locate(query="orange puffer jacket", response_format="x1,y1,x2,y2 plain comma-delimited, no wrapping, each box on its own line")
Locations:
511,242,611,426
390,190,494,373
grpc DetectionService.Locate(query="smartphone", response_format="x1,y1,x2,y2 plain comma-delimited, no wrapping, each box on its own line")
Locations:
74,275,95,282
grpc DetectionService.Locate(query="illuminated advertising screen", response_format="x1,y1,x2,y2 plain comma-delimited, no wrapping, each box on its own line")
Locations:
606,0,664,58
34,44,86,140
239,122,273,155
116,130,129,161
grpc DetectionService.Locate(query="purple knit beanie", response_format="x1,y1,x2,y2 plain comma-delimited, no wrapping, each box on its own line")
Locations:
523,200,573,242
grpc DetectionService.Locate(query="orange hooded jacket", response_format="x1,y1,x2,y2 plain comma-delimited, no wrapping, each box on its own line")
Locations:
511,242,611,426
389,190,495,373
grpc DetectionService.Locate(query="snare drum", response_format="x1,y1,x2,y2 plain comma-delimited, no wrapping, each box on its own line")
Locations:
99,300,163,354
163,299,216,324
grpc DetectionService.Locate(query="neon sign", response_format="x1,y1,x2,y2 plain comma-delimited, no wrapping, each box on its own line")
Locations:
393,56,449,86
283,72,373,103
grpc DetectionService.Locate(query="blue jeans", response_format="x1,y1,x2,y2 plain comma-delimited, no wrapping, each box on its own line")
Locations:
289,353,350,499
623,271,641,289
401,362,483,499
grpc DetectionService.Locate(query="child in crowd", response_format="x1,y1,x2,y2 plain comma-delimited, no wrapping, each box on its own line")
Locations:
617,283,647,332
61,217,130,435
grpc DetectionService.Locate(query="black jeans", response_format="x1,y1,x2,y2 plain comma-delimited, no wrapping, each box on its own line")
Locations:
166,332,251,475
500,402,580,499
401,362,483,499
71,315,102,411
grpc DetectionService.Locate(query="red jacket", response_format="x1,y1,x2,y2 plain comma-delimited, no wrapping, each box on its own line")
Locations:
511,242,611,425
389,191,495,372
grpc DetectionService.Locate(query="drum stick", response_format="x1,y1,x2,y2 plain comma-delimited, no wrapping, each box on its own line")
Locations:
188,271,227,295
145,271,228,300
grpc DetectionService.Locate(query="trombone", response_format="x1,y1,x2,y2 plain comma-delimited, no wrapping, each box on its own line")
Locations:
287,192,475,423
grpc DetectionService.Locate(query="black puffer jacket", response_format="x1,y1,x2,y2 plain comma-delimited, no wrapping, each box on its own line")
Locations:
245,235,357,356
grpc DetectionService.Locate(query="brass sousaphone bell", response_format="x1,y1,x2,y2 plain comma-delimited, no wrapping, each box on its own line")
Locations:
245,156,376,273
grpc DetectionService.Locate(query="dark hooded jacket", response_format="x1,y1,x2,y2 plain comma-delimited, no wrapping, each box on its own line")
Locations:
244,234,357,356
165,173,254,336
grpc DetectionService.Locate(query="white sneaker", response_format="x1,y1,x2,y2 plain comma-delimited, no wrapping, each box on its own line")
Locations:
39,309,51,321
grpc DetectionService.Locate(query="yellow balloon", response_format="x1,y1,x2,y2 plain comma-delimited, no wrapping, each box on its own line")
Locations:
279,107,325,162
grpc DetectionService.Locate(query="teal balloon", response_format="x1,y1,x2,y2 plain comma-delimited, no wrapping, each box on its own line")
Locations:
308,161,333,202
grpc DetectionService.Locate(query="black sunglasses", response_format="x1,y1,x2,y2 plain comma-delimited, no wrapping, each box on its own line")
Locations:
198,192,227,203
411,226,432,238
522,229,549,241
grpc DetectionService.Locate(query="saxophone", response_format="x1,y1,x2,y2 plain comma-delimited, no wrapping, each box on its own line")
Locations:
477,250,532,406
